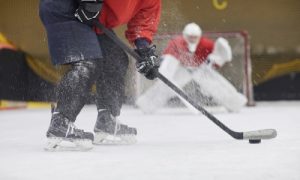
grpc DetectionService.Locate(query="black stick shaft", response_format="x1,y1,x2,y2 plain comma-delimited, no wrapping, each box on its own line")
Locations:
94,21,243,140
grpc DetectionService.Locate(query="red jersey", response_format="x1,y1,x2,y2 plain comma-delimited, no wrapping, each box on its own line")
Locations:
96,0,161,44
163,35,214,67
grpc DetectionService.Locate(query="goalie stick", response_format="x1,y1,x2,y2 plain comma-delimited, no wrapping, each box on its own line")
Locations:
93,21,277,142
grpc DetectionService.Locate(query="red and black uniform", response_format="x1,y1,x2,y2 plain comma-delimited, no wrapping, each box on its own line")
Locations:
163,35,214,67
39,0,161,121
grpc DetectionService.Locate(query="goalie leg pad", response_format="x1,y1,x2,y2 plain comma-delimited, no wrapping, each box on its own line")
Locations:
192,65,247,112
136,60,192,113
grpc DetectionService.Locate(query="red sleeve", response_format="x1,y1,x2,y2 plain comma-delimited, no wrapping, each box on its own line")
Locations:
125,0,161,44
198,37,214,56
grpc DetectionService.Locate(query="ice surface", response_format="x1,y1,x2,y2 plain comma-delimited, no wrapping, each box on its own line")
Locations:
0,101,299,180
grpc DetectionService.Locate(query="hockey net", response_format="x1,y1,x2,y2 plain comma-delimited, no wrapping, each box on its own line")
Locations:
133,31,254,107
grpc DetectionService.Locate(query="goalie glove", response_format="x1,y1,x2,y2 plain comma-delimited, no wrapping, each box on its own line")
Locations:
207,37,232,67
75,0,104,26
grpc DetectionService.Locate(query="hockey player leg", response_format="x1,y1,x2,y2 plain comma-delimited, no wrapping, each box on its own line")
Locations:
192,65,247,112
45,60,100,151
94,34,137,145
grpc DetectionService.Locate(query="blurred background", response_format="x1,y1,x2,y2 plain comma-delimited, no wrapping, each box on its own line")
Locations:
0,0,299,108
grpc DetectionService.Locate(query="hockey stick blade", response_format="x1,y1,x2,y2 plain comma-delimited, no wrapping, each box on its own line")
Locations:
243,129,277,140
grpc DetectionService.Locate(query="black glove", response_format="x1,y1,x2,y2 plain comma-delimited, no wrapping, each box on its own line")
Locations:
75,0,103,25
135,41,160,80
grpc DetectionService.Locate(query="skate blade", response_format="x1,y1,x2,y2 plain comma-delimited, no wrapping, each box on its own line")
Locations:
44,137,93,152
93,132,137,145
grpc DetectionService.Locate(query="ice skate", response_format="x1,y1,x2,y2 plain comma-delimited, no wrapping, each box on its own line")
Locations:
94,109,137,145
45,112,94,151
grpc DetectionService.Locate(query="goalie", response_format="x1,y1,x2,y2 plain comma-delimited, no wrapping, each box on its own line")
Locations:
136,23,247,113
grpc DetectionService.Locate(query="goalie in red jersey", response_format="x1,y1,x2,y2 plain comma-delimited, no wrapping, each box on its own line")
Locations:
137,23,247,113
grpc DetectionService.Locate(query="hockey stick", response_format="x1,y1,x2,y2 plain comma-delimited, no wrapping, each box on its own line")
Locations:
94,21,277,142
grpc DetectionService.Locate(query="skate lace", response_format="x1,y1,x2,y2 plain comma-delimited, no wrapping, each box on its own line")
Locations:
66,122,82,137
112,116,121,137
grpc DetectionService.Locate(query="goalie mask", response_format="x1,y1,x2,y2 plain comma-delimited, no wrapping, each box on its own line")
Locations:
182,23,202,53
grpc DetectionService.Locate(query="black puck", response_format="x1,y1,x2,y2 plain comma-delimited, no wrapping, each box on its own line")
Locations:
249,139,261,144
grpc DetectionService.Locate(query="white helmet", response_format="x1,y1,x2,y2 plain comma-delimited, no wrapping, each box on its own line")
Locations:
182,23,202,53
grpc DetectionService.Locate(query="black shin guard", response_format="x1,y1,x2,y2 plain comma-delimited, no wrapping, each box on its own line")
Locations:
95,34,129,117
56,60,100,121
